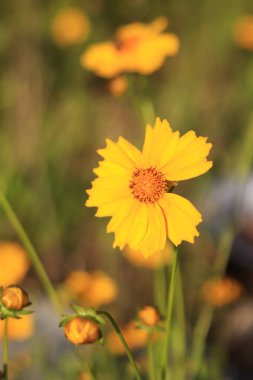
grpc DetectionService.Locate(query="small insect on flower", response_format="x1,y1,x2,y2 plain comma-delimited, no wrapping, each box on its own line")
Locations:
86,117,212,258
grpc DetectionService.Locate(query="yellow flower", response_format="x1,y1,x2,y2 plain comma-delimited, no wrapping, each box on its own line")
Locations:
86,117,212,258
201,277,243,307
78,373,91,380
64,317,101,345
0,315,34,341
234,15,253,51
108,76,128,97
0,242,30,287
51,8,90,47
81,17,179,78
1,285,30,310
106,321,148,355
124,244,172,269
138,305,161,326
64,270,118,307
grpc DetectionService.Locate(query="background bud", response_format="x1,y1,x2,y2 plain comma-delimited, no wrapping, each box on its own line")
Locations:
138,305,161,326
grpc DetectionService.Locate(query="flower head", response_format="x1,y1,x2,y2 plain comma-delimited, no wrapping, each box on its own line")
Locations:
64,317,101,345
81,18,179,78
0,242,30,287
51,8,90,47
106,321,148,355
138,305,161,326
86,117,212,258
201,277,243,307
64,270,118,307
1,286,30,310
0,315,34,341
108,76,128,97
234,15,253,51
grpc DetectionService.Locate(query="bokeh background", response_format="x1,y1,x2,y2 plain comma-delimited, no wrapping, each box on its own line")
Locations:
1,0,253,379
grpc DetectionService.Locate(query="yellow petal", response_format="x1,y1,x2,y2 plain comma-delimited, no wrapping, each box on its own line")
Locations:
159,193,202,246
93,160,130,177
86,176,131,207
97,138,138,171
118,137,143,166
162,131,212,181
110,200,149,250
132,203,167,258
142,118,179,169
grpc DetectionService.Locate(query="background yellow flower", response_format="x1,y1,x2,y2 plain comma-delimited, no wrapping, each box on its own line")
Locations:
0,315,34,341
81,17,179,77
201,277,243,307
51,8,90,47
0,242,30,287
234,15,253,51
64,270,118,307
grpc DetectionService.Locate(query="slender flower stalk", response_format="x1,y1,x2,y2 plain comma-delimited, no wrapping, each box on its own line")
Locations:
148,336,155,380
97,310,142,380
161,247,178,379
3,318,8,380
0,191,61,313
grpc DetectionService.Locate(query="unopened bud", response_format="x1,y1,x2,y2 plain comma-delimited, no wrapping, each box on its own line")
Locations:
138,305,161,326
64,317,101,345
1,286,30,310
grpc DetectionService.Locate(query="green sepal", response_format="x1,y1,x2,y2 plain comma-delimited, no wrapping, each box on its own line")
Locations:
0,303,33,320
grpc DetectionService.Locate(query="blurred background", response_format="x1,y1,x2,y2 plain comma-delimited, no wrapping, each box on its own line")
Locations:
0,0,253,379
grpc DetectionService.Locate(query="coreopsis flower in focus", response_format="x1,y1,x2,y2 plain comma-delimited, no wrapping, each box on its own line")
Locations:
81,17,179,78
0,315,34,341
124,244,172,269
106,321,148,355
108,76,128,97
51,8,90,47
64,317,101,345
1,286,30,310
201,277,243,307
64,270,118,307
0,242,30,287
138,305,161,327
234,15,253,51
86,117,212,258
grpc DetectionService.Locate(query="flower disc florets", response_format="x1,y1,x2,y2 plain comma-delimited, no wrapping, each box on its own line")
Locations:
130,167,167,204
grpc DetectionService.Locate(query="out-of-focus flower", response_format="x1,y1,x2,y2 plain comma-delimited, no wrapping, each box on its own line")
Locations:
234,15,253,51
201,277,243,307
124,244,172,268
86,117,212,258
78,372,91,380
138,305,161,326
51,8,90,47
108,76,128,97
106,321,148,355
81,17,179,78
64,317,101,345
1,286,30,310
0,242,30,287
64,270,118,307
0,315,34,341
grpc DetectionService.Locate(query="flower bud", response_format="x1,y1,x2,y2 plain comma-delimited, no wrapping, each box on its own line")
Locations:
64,317,101,345
1,286,30,310
138,305,161,326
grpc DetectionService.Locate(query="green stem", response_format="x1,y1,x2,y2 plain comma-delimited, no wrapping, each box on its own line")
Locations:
0,191,61,313
190,305,213,379
97,310,142,380
153,265,167,314
161,247,178,379
3,319,8,380
148,336,155,380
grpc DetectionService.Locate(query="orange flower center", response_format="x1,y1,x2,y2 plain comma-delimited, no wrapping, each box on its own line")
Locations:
130,167,167,204
116,36,140,52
